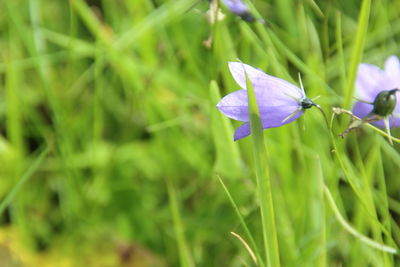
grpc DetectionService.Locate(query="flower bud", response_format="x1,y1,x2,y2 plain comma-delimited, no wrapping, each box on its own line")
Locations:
371,89,398,117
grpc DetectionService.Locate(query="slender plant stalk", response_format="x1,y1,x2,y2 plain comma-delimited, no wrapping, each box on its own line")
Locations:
323,185,397,254
231,232,259,266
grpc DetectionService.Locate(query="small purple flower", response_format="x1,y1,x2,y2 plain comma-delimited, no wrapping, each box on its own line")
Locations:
352,55,400,128
217,62,316,141
222,0,248,14
221,0,255,22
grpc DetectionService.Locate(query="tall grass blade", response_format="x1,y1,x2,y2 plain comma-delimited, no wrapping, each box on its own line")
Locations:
244,65,281,267
166,177,194,267
343,0,371,109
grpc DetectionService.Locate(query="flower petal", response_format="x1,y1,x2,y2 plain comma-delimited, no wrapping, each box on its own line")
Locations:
356,63,397,102
352,101,400,128
352,101,373,120
216,89,249,121
234,122,251,141
233,107,303,140
222,0,248,14
392,92,400,127
384,55,400,86
217,88,301,121
228,62,304,104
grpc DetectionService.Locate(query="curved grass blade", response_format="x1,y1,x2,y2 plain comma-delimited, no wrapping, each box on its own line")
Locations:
231,231,259,266
323,185,397,254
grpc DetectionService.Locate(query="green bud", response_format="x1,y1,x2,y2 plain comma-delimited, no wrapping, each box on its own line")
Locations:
372,89,399,117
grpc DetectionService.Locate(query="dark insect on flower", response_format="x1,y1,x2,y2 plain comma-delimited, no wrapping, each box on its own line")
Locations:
217,62,318,141
340,56,400,143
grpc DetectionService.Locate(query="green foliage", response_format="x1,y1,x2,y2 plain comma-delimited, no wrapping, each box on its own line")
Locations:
0,0,400,266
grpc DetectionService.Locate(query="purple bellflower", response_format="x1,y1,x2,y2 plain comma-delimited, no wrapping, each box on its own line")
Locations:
352,55,400,129
221,0,255,22
217,62,318,141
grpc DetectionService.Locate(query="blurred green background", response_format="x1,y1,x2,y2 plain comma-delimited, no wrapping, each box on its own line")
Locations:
1,0,400,266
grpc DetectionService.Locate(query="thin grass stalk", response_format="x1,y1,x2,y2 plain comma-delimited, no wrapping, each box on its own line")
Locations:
217,175,265,267
323,185,397,254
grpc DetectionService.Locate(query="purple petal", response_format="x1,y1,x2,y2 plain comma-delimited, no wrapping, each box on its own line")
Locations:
352,101,400,128
384,55,400,86
222,0,248,14
217,88,301,122
234,122,251,141
217,89,249,121
233,107,304,141
392,92,400,127
352,101,373,121
355,63,397,102
228,62,304,105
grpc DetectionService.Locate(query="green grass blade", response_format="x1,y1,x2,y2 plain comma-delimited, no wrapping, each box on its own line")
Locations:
217,175,265,267
335,12,346,95
323,185,397,254
314,156,326,267
245,65,280,267
343,0,371,109
0,146,49,215
166,177,194,267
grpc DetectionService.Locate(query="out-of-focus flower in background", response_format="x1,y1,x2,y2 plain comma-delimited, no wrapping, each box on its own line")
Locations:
221,0,255,22
352,55,400,128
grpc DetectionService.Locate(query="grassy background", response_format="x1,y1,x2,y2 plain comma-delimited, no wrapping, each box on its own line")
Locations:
1,0,400,266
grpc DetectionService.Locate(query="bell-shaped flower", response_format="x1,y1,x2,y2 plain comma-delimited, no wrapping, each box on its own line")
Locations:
221,0,255,22
352,55,400,128
217,62,317,141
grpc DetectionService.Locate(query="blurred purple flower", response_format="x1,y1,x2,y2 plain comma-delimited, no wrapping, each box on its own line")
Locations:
352,55,400,128
222,0,248,14
217,62,316,141
221,0,255,22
